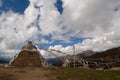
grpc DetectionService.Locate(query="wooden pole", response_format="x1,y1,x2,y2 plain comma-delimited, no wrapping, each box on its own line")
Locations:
73,46,76,68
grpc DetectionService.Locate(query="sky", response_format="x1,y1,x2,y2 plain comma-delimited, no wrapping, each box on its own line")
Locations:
0,0,120,58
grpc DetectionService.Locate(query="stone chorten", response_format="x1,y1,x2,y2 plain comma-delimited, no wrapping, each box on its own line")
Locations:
9,41,42,67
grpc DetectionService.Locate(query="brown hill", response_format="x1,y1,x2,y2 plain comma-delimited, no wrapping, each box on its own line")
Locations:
84,47,120,62
77,50,94,58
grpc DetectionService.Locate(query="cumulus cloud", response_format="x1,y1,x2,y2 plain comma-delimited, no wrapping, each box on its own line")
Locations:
0,0,120,58
0,49,19,58
48,0,120,55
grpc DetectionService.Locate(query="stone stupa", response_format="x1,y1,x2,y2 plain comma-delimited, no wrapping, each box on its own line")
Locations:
9,41,43,67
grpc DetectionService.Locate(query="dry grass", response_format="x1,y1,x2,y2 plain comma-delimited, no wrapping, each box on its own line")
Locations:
52,67,120,80
0,67,56,80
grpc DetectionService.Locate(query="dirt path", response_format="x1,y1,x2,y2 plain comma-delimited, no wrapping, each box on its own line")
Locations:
0,67,56,80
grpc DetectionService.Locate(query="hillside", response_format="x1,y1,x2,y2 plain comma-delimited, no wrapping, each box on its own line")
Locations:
77,50,94,58
46,57,63,66
0,59,9,63
85,47,120,62
0,57,10,63
54,68,120,80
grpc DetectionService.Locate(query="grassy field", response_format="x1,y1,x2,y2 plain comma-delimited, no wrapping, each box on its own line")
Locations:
52,67,120,80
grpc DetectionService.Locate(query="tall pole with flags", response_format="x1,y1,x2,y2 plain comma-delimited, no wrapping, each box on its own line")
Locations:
73,46,76,68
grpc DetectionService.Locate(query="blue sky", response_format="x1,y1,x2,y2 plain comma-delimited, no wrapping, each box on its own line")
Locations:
0,0,29,14
0,0,63,14
0,0,120,58
0,0,87,48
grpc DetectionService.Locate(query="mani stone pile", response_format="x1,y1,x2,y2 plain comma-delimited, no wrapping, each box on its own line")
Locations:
9,41,42,67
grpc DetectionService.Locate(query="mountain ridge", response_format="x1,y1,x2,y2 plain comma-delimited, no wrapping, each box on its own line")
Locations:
84,47,120,62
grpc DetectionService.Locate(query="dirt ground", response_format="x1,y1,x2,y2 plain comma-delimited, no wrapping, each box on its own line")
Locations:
0,66,56,80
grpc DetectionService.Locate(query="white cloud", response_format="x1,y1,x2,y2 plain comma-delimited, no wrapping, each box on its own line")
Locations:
48,0,120,55
0,48,20,58
0,0,120,58
40,38,49,44
49,45,63,50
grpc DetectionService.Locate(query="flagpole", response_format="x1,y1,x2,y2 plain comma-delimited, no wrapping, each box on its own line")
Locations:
73,46,76,68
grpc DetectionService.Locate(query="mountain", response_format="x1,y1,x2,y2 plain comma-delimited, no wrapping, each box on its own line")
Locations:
45,57,64,66
84,47,120,62
46,58,62,66
0,60,8,63
0,57,10,63
77,50,94,58
38,50,94,66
